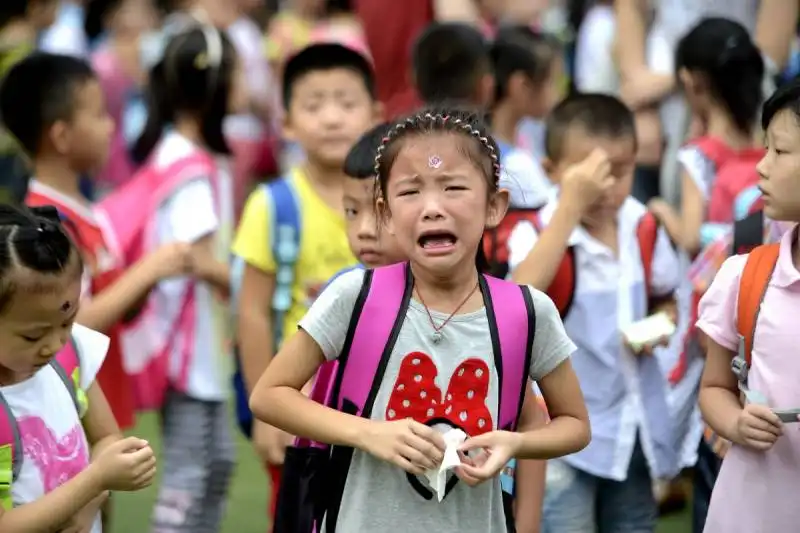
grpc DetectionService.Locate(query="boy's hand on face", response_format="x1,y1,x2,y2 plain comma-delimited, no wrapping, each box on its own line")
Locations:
560,148,614,214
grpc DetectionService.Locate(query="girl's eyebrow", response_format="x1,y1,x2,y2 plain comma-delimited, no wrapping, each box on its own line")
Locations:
17,304,81,330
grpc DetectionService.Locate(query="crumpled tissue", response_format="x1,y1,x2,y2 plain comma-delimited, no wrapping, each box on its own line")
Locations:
424,428,467,502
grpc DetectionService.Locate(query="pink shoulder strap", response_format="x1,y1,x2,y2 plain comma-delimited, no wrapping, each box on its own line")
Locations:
151,152,218,204
334,263,410,416
50,337,82,415
483,276,534,431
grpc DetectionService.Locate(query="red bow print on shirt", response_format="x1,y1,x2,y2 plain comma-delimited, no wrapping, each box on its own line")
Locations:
385,352,493,436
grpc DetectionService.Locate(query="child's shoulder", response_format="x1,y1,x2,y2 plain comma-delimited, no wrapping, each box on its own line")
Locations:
151,132,213,171
322,266,367,297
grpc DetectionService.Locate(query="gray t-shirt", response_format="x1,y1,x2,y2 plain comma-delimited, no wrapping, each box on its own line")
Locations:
300,269,576,532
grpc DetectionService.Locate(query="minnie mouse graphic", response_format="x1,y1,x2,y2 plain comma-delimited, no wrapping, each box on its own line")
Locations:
385,352,494,500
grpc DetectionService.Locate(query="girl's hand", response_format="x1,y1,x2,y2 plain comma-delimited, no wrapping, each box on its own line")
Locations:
456,431,521,485
362,419,445,475
94,437,157,491
733,404,783,451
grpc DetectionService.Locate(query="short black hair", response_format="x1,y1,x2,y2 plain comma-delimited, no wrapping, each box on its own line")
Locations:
762,77,800,131
0,204,81,314
545,93,636,160
0,53,96,156
282,43,375,110
491,26,560,102
412,22,489,104
344,122,391,179
0,0,28,28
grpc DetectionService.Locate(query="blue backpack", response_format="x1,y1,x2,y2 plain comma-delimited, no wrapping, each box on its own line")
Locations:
231,177,301,438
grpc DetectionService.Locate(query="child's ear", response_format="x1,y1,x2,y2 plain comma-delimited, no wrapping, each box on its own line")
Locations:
282,113,296,143
372,101,385,124
541,157,555,176
477,73,496,109
485,188,510,229
678,67,699,94
48,121,71,156
506,71,528,102
376,196,395,235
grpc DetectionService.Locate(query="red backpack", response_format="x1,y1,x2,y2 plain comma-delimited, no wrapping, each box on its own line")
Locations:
483,208,660,317
691,136,764,223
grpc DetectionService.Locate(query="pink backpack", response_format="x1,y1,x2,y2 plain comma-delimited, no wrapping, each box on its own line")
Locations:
0,338,86,510
691,136,765,223
94,152,217,411
274,262,535,533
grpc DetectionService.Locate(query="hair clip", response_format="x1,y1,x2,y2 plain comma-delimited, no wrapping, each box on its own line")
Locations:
194,52,209,69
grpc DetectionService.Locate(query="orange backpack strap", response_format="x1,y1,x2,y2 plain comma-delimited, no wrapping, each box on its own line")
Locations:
530,211,576,318
735,244,780,376
637,211,659,294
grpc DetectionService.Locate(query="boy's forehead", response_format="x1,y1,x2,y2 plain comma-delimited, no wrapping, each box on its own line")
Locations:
558,125,636,164
343,176,376,199
288,68,371,101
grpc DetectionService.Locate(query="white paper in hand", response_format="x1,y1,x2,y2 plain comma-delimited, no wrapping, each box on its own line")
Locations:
424,428,467,502
622,312,676,352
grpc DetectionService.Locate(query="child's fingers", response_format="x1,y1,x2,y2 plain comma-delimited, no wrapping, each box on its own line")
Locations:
134,466,158,488
457,461,491,483
454,466,482,486
403,432,443,464
409,421,446,451
747,406,784,431
132,455,157,477
399,444,438,471
394,455,425,476
744,436,777,451
457,450,475,467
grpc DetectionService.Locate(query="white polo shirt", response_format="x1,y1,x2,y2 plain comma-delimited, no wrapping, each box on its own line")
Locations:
507,195,682,480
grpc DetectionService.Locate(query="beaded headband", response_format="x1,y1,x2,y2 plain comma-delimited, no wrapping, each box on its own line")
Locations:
373,112,501,183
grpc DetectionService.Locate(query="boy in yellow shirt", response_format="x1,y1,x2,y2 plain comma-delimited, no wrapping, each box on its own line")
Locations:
230,38,380,519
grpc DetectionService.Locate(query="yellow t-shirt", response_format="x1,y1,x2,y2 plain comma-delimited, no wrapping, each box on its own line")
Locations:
232,168,356,344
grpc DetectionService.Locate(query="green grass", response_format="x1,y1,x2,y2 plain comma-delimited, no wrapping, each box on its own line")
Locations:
110,413,690,533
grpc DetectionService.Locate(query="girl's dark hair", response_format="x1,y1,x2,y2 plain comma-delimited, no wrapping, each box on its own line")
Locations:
676,17,764,134
84,0,122,41
0,204,80,313
132,25,236,163
491,25,560,102
374,107,501,272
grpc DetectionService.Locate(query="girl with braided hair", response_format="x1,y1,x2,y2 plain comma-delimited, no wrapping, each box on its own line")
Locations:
250,106,589,532
0,204,156,532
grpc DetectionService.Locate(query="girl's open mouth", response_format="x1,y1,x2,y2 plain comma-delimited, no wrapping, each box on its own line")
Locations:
418,232,457,252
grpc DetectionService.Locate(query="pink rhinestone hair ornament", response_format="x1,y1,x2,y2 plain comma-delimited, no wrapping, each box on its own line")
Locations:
428,155,443,169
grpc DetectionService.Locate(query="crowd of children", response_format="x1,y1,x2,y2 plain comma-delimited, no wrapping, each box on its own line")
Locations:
0,1,799,533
